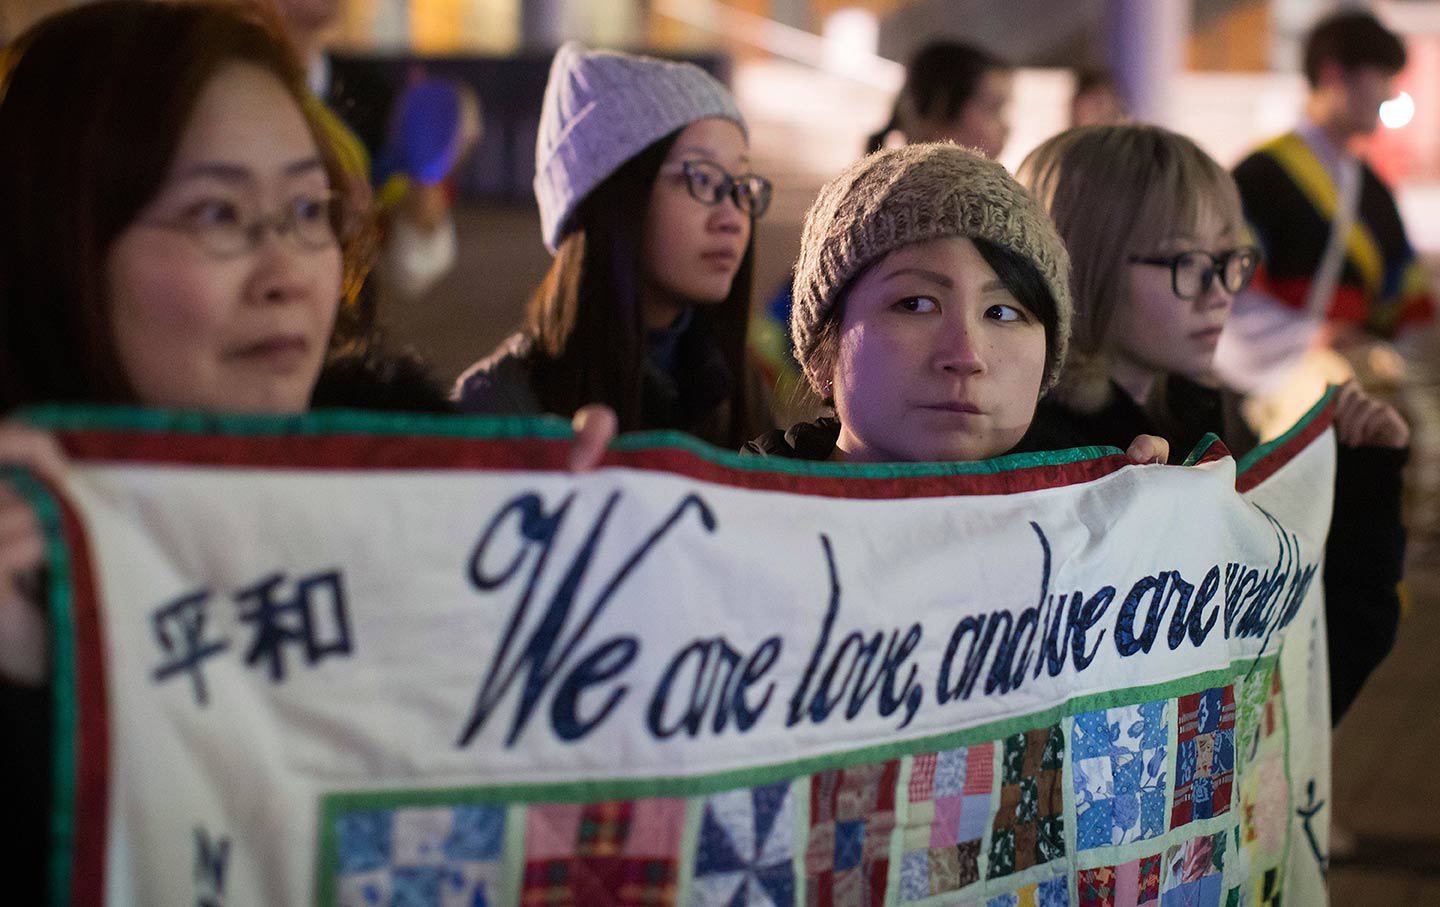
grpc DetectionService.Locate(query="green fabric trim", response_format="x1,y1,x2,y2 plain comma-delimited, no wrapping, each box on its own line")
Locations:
18,404,1124,480
312,655,1277,814
16,404,578,442
1235,386,1337,476
1181,432,1225,468
4,468,77,907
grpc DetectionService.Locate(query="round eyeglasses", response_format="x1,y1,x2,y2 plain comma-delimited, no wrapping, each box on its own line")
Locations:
140,191,345,259
1128,246,1262,300
666,160,773,219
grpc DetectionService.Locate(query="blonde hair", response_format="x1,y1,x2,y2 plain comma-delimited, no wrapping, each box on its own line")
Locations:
1016,124,1243,411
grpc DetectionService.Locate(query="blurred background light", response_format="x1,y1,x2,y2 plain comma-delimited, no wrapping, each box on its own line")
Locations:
1381,90,1416,129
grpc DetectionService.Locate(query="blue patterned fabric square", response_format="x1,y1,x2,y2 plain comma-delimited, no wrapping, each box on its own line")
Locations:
331,804,505,907
1077,797,1113,850
443,805,505,861
391,866,443,907
1193,776,1216,819
1136,701,1167,748
899,850,928,902
1196,688,1225,734
1141,788,1167,838
959,794,990,841
1072,701,1169,852
1073,711,1114,759
1113,752,1143,794
693,781,796,907
338,811,392,874
1213,730,1235,775
1162,874,1223,906
934,745,969,798
1037,875,1068,907
834,819,865,871
988,894,1020,907
1176,739,1197,785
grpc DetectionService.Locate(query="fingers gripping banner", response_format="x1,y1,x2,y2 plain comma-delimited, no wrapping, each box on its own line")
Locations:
22,398,1337,907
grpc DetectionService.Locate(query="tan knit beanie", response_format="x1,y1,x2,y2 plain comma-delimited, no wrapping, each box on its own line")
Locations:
790,143,1072,395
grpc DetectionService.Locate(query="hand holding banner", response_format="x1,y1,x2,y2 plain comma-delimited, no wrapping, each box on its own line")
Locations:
19,398,1336,907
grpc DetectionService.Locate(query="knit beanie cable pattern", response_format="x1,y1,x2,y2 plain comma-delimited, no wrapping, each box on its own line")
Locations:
790,143,1073,395
534,41,746,253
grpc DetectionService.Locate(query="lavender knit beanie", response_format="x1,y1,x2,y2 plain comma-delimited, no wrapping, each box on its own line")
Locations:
791,143,1072,395
534,42,746,254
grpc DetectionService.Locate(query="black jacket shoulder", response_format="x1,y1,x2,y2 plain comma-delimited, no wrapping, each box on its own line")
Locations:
742,417,841,460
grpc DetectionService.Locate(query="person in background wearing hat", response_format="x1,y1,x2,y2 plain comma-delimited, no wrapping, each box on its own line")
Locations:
742,142,1165,465
1016,123,1410,727
453,42,776,451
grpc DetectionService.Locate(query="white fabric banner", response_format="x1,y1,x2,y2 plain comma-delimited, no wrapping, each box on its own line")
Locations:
23,401,1337,907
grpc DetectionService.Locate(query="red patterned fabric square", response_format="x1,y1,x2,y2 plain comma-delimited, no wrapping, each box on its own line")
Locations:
910,752,938,802
521,798,683,907
1077,865,1116,906
805,760,899,907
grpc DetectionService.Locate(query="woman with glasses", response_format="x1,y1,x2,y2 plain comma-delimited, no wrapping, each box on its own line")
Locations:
0,2,458,897
453,42,776,450
1015,123,1409,725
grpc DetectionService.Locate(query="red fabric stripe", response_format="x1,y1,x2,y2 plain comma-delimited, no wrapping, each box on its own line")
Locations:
1236,402,1335,494
58,493,109,906
53,429,1136,500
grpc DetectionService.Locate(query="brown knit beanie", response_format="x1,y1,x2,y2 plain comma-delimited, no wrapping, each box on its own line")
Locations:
790,143,1072,395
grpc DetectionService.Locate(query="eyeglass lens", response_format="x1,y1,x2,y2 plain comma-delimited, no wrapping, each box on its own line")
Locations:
1172,249,1259,298
201,195,341,257
683,162,771,218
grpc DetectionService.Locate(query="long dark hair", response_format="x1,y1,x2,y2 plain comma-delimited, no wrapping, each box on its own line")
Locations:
0,0,359,413
523,130,756,445
866,40,1012,154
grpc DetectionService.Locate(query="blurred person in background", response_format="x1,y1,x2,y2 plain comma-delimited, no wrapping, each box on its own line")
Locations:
1214,10,1433,444
865,40,1014,158
261,0,477,321
1069,66,1128,128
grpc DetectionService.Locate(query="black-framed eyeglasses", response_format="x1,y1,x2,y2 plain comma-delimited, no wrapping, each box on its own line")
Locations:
1128,246,1262,300
140,191,345,259
665,160,773,219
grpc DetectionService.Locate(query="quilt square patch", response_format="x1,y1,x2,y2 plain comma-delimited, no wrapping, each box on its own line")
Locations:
1237,668,1287,872
986,875,1069,907
805,759,899,907
334,804,506,907
1235,668,1281,769
1073,702,1168,851
989,724,1065,880
1160,831,1226,907
899,742,994,900
692,781,795,907
522,798,684,907
1171,687,1235,829
1077,853,1161,907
